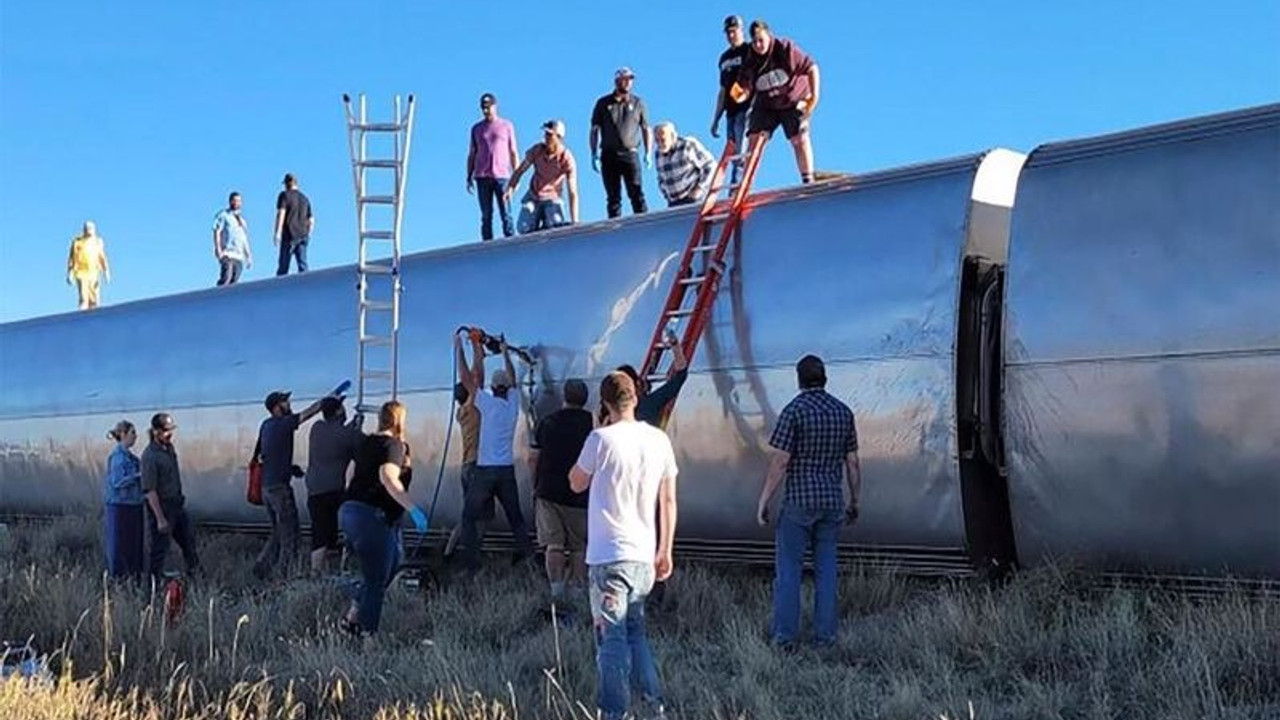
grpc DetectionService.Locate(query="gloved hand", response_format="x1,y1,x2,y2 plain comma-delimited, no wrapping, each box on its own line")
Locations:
591,155,600,173
408,506,429,533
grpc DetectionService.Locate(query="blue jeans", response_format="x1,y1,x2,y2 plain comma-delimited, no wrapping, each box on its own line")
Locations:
339,500,403,633
773,504,844,645
590,561,662,720
276,235,308,275
725,108,748,183
145,500,201,579
475,177,514,240
458,464,533,570
516,192,567,234
105,503,144,580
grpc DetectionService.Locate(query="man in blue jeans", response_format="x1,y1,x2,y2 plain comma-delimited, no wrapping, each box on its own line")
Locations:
756,354,861,649
466,93,519,240
570,371,678,720
274,173,313,275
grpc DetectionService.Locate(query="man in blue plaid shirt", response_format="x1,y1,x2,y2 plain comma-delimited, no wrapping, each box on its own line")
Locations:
757,354,861,648
653,121,716,207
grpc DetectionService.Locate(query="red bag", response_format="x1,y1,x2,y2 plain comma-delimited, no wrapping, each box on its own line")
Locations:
247,439,264,506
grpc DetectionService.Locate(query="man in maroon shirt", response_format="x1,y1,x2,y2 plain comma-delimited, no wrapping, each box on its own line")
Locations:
733,19,822,183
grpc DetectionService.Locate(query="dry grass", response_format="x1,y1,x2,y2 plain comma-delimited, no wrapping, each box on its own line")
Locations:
0,518,1276,719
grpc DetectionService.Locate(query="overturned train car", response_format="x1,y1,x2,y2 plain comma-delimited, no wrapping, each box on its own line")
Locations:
1,104,1276,580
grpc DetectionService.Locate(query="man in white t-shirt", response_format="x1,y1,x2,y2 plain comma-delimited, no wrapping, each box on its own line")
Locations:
457,331,534,570
570,371,678,720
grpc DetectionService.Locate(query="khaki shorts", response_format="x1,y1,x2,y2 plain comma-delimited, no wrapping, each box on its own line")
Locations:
535,498,587,552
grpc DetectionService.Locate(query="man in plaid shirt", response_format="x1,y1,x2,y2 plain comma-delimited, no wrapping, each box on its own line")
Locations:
653,122,716,207
756,354,861,648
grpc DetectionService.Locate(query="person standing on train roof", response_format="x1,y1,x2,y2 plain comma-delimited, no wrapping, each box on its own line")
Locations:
711,15,751,184
456,330,535,570
467,92,519,241
66,220,110,310
253,389,328,580
141,413,201,579
590,67,651,219
756,354,861,649
732,19,821,183
274,173,313,275
569,371,679,720
305,396,364,575
506,119,579,234
103,420,144,580
212,191,253,286
653,121,717,207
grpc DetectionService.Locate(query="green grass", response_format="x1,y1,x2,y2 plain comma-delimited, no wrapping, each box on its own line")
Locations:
0,518,1276,719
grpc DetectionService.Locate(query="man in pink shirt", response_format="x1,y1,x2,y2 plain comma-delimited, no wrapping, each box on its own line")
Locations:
505,119,580,234
466,93,520,240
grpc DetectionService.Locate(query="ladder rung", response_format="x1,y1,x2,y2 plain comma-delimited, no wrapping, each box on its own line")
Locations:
357,160,400,169
361,230,395,240
678,275,707,286
359,195,397,205
360,336,394,346
353,123,402,132
361,370,393,380
361,300,394,311
665,308,695,319
355,403,380,414
703,212,731,223
691,243,717,253
358,263,395,275
646,374,670,383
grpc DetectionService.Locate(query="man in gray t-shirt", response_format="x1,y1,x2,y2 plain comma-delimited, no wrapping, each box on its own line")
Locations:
306,397,364,573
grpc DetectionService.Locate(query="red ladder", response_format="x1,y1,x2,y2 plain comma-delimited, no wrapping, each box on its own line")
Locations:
639,133,768,427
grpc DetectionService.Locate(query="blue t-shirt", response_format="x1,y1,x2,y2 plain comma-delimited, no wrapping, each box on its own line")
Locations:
212,209,249,260
259,414,301,487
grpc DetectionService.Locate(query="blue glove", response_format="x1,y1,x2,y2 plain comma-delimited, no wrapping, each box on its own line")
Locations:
408,506,428,533
331,380,352,397
591,155,600,173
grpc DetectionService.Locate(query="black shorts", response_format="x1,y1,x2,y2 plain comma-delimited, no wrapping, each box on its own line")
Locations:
748,104,809,140
307,490,345,551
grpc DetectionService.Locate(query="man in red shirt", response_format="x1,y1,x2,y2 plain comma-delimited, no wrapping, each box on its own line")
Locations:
506,119,580,234
733,19,821,183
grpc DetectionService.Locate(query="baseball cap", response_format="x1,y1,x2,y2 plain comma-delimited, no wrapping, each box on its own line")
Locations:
282,172,296,185
491,369,513,389
480,92,496,107
264,390,292,411
615,66,635,79
724,15,743,30
320,396,345,417
150,413,177,432
542,119,566,139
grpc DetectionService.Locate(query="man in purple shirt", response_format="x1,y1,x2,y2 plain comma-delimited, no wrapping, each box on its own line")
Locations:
467,93,519,241
734,19,821,184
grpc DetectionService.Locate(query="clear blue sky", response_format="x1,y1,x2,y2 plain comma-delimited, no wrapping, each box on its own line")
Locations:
1,1,1276,322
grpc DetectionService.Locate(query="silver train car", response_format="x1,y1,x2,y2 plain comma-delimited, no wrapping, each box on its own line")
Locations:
2,104,1276,580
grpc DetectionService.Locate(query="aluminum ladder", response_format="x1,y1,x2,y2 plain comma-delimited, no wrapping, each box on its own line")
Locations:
343,93,416,417
638,133,768,428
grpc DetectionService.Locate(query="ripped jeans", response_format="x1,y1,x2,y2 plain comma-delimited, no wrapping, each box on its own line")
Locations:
589,561,662,720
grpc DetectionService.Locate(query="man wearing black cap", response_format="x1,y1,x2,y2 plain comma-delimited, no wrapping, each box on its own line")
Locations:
733,19,821,183
590,67,651,219
273,173,313,275
305,397,364,574
253,389,327,580
141,412,201,579
711,15,751,182
467,93,519,240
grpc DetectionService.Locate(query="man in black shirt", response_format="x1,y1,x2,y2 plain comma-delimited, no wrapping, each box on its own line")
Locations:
590,67,651,219
711,15,751,183
253,389,326,580
274,173,314,276
616,336,689,429
528,378,593,607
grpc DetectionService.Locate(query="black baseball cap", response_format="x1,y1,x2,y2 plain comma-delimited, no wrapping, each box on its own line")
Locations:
724,15,743,30
480,93,496,107
150,413,177,431
320,396,345,417
264,390,292,411
282,173,296,185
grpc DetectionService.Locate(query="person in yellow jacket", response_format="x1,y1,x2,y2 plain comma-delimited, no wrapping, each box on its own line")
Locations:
66,221,111,309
